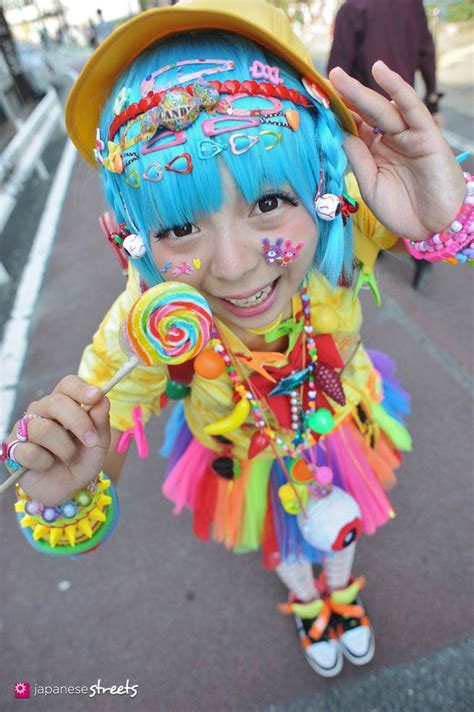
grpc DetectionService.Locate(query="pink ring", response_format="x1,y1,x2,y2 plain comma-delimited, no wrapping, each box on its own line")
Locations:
7,439,24,466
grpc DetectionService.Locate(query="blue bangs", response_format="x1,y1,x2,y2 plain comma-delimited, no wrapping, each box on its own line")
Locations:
99,31,352,287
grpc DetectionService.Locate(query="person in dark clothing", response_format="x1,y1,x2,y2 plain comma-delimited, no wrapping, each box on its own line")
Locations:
327,0,440,115
327,0,441,288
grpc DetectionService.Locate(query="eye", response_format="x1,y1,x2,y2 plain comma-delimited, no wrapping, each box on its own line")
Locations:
152,223,199,241
250,191,299,217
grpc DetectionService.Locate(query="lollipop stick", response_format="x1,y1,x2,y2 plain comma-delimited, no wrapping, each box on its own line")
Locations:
0,356,139,495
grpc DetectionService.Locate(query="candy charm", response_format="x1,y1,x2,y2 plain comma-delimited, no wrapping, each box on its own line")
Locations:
314,193,342,221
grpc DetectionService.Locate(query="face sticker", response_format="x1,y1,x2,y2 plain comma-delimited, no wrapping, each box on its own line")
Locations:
171,261,194,277
262,237,284,264
159,260,172,274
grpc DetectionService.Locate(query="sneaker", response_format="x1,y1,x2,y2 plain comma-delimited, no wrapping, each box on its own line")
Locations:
277,594,343,678
330,576,375,666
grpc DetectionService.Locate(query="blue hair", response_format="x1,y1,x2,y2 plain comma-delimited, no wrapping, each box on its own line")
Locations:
98,31,352,287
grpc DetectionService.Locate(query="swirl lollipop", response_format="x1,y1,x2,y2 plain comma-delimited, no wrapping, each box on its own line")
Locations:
124,282,213,366
0,282,213,494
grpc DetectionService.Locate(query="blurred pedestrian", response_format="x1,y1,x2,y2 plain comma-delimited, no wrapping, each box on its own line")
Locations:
95,8,113,44
327,0,442,287
327,0,441,120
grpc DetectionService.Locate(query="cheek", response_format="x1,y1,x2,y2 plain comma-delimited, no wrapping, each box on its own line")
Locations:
151,242,207,282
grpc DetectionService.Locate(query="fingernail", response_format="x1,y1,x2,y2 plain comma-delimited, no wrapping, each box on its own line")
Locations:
84,430,98,447
85,387,100,401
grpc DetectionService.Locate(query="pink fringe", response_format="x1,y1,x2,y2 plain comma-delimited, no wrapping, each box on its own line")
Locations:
327,424,394,535
162,438,215,515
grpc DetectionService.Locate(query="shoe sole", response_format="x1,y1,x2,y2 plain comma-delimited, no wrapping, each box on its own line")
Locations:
339,627,375,666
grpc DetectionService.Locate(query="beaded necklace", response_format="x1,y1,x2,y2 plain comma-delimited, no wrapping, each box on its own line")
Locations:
212,282,335,461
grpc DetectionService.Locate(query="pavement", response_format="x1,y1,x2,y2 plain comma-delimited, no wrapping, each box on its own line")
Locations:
1,28,473,712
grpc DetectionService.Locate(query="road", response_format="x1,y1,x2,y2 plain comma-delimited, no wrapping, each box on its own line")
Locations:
0,37,473,712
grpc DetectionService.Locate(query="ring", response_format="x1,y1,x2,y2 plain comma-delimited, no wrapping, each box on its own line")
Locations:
373,127,384,135
16,413,41,442
6,439,24,471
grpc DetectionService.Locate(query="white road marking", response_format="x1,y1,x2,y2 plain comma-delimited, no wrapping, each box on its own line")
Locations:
0,140,77,439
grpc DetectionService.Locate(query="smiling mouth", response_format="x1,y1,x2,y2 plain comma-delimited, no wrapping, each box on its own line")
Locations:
221,277,279,309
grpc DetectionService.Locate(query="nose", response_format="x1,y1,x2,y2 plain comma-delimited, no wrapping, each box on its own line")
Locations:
208,223,261,283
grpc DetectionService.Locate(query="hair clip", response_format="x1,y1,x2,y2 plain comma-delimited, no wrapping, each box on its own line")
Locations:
141,59,235,96
165,152,193,174
125,168,141,188
123,151,139,168
142,162,163,182
229,133,259,155
201,116,260,137
217,93,282,117
302,78,330,109
249,60,284,86
259,130,283,151
198,138,227,159
142,129,188,155
102,141,124,174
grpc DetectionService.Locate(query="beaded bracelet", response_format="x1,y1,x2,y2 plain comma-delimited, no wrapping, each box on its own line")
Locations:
14,471,119,557
403,172,474,264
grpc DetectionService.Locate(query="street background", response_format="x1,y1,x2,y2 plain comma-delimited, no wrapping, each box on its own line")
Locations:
0,2,473,710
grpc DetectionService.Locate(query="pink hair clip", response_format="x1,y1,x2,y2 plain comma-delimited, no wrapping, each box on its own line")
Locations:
116,406,149,458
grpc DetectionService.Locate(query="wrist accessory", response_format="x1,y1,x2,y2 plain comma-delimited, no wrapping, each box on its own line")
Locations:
404,172,474,263
14,471,119,557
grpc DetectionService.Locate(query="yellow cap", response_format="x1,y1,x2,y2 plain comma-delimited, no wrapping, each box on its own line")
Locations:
66,0,356,166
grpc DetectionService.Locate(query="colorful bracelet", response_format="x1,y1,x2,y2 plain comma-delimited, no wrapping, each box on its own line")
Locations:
403,172,474,264
14,471,119,557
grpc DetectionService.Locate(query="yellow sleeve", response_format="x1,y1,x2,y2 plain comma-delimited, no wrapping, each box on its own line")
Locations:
78,266,168,431
345,173,400,270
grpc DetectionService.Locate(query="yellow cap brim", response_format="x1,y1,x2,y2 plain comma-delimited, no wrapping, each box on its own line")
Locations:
66,3,356,166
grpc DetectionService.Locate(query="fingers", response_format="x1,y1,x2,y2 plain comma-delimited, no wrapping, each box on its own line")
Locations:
329,65,407,134
342,134,378,200
371,61,433,131
88,397,111,450
30,393,100,447
5,440,55,472
53,375,103,406
26,417,81,465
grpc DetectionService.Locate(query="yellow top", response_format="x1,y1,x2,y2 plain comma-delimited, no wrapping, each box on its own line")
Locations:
78,191,398,459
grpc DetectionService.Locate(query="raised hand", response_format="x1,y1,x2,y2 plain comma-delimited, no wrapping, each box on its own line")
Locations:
5,377,111,506
329,61,466,241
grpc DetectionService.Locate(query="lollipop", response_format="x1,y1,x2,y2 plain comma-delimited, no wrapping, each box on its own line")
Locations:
124,282,213,366
0,282,213,495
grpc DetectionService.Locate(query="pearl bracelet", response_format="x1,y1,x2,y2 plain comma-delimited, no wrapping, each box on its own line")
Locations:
404,172,474,264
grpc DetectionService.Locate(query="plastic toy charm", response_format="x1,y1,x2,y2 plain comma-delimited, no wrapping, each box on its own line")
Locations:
123,233,146,258
249,60,284,85
314,193,342,221
143,162,163,182
116,406,149,458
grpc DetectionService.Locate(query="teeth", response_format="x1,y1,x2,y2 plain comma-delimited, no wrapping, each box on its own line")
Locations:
226,284,273,307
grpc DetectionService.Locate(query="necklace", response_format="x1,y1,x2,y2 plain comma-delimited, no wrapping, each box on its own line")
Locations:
210,282,336,461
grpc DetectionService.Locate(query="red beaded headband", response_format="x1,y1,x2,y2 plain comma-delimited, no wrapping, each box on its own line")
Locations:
108,80,312,141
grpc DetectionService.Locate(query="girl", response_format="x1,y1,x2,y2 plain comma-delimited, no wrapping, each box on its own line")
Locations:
3,0,468,679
